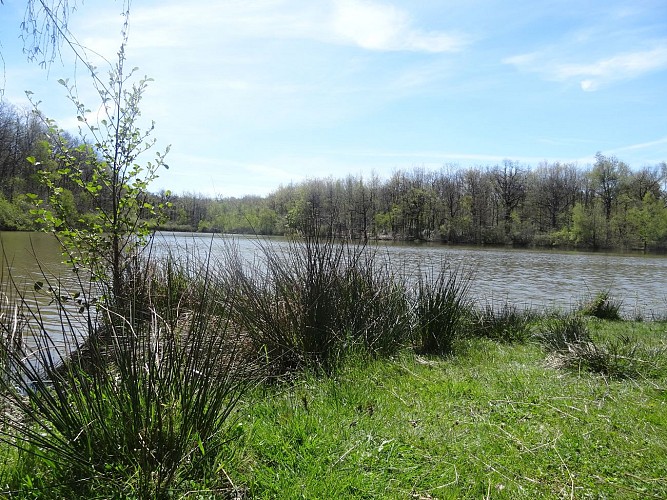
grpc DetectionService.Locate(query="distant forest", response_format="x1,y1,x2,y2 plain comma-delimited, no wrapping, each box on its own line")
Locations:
2,99,666,251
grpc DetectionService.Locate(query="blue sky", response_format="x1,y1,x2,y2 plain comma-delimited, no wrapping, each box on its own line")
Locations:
1,0,666,197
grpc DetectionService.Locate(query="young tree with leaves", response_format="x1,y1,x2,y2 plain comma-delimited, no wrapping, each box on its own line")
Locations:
27,12,169,304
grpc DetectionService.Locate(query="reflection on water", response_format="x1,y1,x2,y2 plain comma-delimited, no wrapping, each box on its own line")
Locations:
156,233,667,317
0,231,89,354
3,231,667,348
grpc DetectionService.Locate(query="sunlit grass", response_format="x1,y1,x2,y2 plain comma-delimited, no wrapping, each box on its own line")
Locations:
0,233,665,498
229,324,667,499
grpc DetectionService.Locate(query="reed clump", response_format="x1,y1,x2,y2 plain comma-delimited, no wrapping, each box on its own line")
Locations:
224,232,413,377
414,266,473,355
0,253,254,499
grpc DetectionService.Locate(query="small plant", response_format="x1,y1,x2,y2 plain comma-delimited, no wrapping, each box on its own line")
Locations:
534,314,591,352
414,265,472,355
27,14,170,308
578,290,623,320
468,301,534,343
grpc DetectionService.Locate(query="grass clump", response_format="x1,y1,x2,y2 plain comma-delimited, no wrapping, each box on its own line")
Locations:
226,232,412,377
468,301,535,343
534,314,591,351
0,254,253,499
534,315,667,380
414,265,472,355
578,290,623,320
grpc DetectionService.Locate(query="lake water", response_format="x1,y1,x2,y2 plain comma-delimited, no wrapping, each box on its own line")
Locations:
0,231,86,341
156,232,667,318
2,231,667,347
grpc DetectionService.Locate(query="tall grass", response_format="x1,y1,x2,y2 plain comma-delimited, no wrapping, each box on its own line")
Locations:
0,252,253,498
226,232,412,377
414,265,473,355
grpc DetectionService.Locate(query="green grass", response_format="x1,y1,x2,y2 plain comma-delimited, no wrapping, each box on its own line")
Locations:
228,321,667,499
1,230,666,498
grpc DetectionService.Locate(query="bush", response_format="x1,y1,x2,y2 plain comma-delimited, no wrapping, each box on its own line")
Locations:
0,195,34,230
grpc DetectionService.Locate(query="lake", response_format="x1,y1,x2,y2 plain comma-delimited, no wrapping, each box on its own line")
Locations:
155,232,667,317
2,231,667,346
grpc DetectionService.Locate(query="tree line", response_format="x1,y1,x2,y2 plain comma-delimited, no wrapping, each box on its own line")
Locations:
155,156,667,251
1,98,666,251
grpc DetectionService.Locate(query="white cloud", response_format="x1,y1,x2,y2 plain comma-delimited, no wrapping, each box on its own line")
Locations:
504,42,667,91
331,0,466,52
74,0,467,56
610,135,667,153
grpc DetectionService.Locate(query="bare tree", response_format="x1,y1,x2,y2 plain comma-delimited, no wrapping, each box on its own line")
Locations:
491,160,526,237
531,161,579,230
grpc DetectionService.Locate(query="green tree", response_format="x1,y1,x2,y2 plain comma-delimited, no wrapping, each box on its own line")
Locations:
590,153,629,245
28,17,169,303
628,192,667,252
570,200,604,248
491,160,526,239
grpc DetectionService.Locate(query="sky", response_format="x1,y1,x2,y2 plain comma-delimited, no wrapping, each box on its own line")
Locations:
1,0,666,197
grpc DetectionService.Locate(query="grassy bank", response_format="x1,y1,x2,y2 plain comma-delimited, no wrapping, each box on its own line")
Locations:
0,235,665,498
228,321,667,499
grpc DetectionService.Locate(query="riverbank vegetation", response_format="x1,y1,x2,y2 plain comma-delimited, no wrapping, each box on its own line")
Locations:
1,97,667,250
0,235,666,497
0,4,665,497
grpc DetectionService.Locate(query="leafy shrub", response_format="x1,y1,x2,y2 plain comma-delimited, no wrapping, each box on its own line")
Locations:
0,195,34,231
